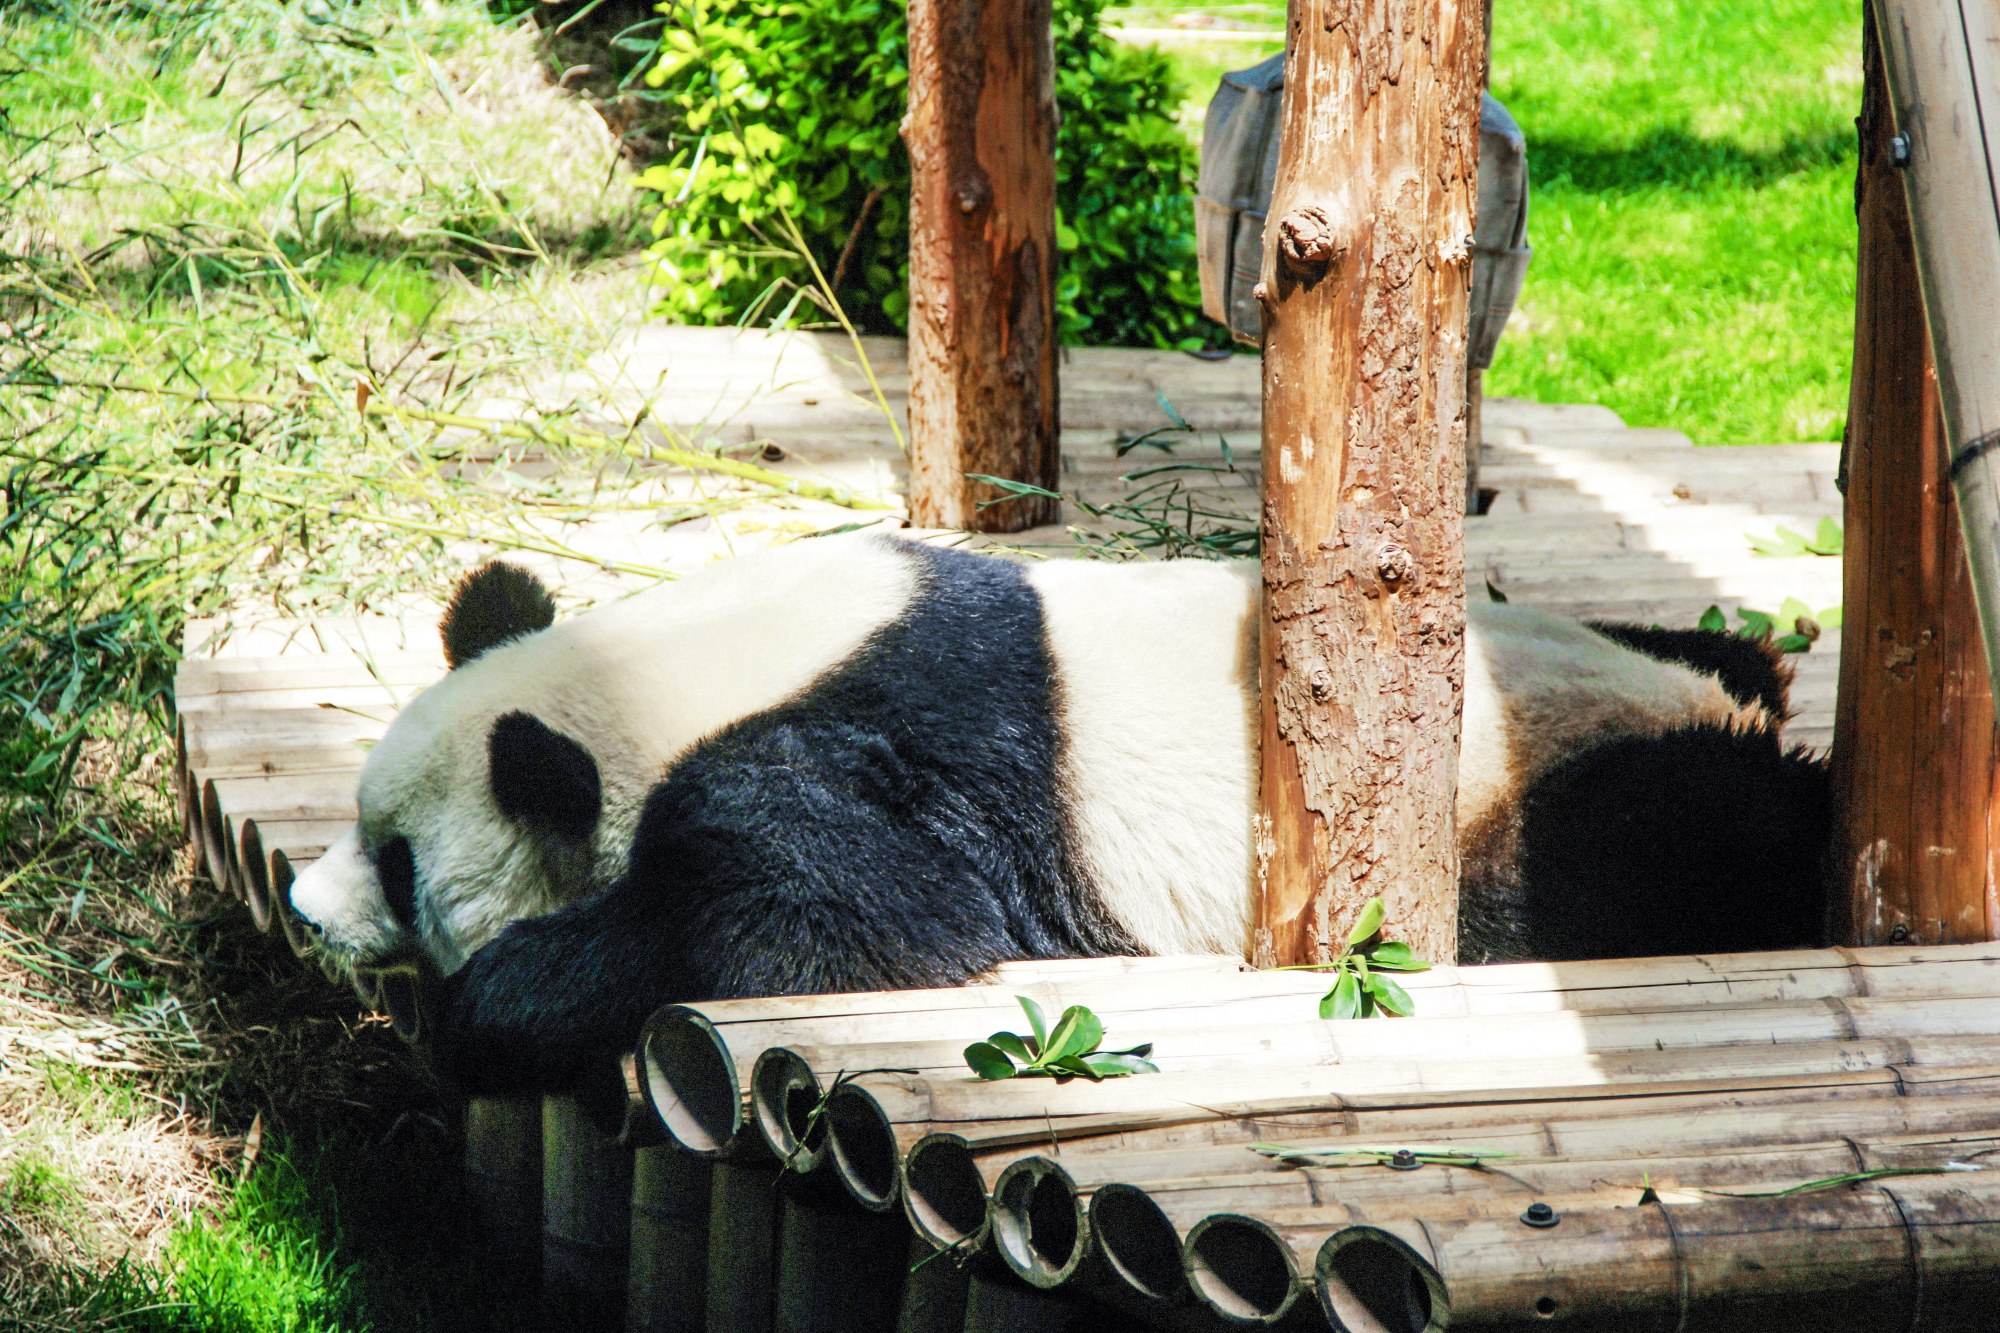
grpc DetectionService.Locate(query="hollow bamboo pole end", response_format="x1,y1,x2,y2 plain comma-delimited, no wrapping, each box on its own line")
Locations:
1087,1183,1194,1308
991,1156,1086,1290
1184,1213,1301,1326
638,1005,743,1157
1315,1226,1447,1333
197,778,237,898
750,1047,825,1172
268,850,318,960
902,1133,993,1255
823,1080,902,1212
236,818,275,933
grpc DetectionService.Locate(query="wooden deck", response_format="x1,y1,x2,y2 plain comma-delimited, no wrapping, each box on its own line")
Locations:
174,326,1843,922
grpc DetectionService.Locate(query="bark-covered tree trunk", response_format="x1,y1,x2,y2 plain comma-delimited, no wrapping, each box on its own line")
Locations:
1254,0,1481,968
1830,7,2000,947
903,0,1060,532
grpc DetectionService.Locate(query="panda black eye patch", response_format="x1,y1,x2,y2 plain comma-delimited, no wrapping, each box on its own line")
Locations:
375,835,417,930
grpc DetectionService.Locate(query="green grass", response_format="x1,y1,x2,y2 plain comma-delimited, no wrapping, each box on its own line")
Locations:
1112,0,1862,443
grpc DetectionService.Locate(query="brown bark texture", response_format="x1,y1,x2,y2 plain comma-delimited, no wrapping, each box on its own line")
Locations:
1831,8,2000,948
903,0,1060,532
1254,0,1480,968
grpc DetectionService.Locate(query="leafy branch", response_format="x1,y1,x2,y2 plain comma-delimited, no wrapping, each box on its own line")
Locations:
1746,517,1843,558
1697,597,1841,654
964,996,1158,1082
1272,897,1430,1019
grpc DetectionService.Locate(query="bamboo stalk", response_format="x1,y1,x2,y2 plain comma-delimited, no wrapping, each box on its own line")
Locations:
234,818,277,932
267,849,319,960
958,1272,1084,1333
705,1159,781,1333
464,1094,543,1293
1314,1227,1445,1333
197,778,246,902
1330,1172,2000,1330
642,1006,753,1158
773,1188,910,1333
751,1048,829,1174
756,993,2000,1093
1184,1214,1303,1326
1035,1098,2000,1203
824,1036,2000,1170
626,1145,712,1333
663,944,2000,1058
990,1157,1087,1290
543,1094,635,1332
894,1238,972,1333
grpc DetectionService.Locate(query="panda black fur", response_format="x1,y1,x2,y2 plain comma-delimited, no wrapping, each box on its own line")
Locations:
286,535,1829,1098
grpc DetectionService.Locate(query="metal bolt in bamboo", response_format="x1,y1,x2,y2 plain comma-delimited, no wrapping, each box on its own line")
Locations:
543,1094,635,1332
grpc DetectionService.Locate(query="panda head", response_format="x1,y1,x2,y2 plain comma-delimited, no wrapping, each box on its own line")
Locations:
289,561,628,977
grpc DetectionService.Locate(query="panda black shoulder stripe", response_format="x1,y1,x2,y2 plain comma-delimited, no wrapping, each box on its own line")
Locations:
1584,620,1797,722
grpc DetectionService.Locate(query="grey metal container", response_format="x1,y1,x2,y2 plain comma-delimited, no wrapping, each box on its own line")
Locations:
1196,54,1531,368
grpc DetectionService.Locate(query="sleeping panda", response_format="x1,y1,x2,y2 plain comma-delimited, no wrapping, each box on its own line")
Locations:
285,535,1828,1095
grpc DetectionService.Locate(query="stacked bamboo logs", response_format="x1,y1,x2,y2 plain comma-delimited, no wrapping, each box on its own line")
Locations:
628,945,2000,1331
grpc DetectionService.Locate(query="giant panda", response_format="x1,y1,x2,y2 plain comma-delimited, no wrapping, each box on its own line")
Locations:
286,534,1828,1096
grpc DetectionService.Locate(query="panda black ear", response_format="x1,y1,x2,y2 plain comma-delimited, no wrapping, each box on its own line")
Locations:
488,712,601,842
442,562,557,669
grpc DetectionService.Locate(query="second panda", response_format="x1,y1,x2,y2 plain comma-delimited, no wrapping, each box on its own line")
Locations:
287,535,1829,1096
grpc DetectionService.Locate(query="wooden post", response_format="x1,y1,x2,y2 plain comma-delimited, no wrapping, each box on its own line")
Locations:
903,0,1061,533
1830,6,2000,947
1253,0,1480,967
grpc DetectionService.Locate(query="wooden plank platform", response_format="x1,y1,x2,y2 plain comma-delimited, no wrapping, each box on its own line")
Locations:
174,328,1844,914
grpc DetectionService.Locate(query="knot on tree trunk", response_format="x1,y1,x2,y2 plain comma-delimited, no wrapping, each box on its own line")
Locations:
1278,205,1345,280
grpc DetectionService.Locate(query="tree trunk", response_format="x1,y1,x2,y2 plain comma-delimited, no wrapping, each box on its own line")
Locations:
903,0,1060,532
1830,6,2000,948
1254,0,1480,968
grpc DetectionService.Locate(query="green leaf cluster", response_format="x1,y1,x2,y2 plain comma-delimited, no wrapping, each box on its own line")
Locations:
1746,517,1843,558
964,995,1159,1081
635,0,1219,349
1696,597,1841,654
1312,897,1430,1021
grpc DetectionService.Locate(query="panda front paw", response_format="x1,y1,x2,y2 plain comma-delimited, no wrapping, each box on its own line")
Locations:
427,924,605,1097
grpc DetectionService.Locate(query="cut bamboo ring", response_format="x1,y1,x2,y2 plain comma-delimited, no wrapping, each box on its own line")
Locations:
1087,1183,1193,1306
902,1133,993,1255
750,1047,826,1171
379,972,423,1043
235,819,275,933
1184,1213,1300,1325
639,1006,743,1157
824,1079,902,1211
198,778,239,899
991,1157,1086,1289
1315,1227,1447,1333
268,851,318,960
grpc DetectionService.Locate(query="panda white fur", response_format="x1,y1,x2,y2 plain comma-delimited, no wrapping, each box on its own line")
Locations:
287,535,1827,1095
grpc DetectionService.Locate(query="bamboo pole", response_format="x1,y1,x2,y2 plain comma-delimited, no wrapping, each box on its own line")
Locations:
1185,1213,1303,1325
958,1272,1083,1333
267,850,318,960
751,1047,829,1174
1315,1226,1445,1333
653,943,2000,1063
704,1159,781,1333
464,1094,544,1291
773,1187,910,1333
627,1145,712,1333
894,1238,972,1333
750,994,2000,1096
543,1094,636,1332
1333,1172,2000,1330
819,1036,2000,1170
895,1071,2000,1253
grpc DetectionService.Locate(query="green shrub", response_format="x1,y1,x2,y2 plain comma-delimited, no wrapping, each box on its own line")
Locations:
637,0,1217,349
